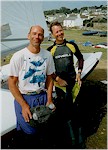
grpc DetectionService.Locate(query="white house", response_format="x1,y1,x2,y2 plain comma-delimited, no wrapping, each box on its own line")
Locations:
81,10,89,16
63,14,83,28
45,15,56,22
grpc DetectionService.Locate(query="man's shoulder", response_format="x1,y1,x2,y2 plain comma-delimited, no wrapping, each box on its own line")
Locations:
14,47,26,54
12,47,26,58
47,44,55,51
66,40,78,47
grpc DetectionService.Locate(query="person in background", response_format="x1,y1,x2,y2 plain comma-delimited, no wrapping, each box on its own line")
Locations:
8,25,57,148
47,21,85,148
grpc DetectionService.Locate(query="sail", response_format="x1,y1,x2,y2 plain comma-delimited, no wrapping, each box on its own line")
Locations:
1,1,49,52
0,0,49,136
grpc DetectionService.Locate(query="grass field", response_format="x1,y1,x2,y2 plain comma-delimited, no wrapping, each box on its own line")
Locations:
1,29,107,65
1,29,107,149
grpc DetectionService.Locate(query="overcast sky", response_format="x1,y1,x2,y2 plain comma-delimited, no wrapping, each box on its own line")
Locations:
42,0,107,11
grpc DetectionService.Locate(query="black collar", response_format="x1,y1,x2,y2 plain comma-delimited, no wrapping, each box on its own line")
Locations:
54,39,67,46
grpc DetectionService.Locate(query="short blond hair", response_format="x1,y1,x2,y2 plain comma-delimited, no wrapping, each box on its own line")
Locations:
28,25,44,34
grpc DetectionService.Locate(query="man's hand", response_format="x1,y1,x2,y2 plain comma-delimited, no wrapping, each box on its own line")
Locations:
76,73,82,87
56,76,68,87
21,102,32,122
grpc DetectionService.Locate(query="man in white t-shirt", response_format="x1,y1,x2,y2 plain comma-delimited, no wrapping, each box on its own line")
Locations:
8,25,62,148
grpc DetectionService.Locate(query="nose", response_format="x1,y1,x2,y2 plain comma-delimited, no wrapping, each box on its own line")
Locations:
58,30,63,36
35,34,39,38
58,31,61,35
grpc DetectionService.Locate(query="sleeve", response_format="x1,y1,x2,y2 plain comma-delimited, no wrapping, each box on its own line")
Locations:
72,42,84,70
46,53,55,75
9,53,20,77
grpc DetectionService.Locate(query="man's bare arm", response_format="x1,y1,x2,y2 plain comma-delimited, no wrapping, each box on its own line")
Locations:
8,76,32,122
45,75,54,105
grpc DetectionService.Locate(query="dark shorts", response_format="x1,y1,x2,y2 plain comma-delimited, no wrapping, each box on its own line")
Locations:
14,92,47,134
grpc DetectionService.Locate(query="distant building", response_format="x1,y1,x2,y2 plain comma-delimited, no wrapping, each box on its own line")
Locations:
45,13,66,27
63,14,83,28
45,15,56,22
81,10,89,16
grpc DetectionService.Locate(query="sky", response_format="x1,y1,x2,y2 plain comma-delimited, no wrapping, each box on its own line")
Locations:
42,0,107,11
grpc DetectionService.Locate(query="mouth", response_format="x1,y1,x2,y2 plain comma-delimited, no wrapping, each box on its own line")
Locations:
33,40,40,46
34,39,40,42
58,35,63,39
33,39,41,44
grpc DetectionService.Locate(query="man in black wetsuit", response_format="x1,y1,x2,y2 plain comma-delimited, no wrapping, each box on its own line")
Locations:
47,21,85,148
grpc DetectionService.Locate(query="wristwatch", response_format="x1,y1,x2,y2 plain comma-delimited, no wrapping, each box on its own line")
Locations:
48,103,55,109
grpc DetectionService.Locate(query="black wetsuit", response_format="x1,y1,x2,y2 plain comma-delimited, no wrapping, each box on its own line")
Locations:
47,39,84,148
47,39,84,108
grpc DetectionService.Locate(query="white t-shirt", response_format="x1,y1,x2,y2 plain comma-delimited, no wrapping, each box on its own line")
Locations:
9,47,55,94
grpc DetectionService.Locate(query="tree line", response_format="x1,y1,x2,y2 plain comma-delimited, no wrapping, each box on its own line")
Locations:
44,5,107,15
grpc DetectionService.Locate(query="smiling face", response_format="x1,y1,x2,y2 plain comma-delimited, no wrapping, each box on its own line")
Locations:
51,25,64,44
28,26,44,47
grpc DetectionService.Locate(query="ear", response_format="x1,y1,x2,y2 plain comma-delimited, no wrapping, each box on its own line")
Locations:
52,34,55,38
27,33,30,40
41,35,44,43
51,33,55,38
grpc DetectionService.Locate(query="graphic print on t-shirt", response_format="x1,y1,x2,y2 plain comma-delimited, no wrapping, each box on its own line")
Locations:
23,57,47,87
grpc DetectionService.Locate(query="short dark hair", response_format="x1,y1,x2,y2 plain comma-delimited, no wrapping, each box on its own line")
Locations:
50,21,63,33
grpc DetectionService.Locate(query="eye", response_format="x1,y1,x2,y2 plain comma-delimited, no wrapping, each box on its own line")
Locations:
32,32,36,35
39,34,43,37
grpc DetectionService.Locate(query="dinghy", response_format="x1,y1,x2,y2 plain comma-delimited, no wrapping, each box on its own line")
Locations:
82,31,98,36
74,52,102,79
